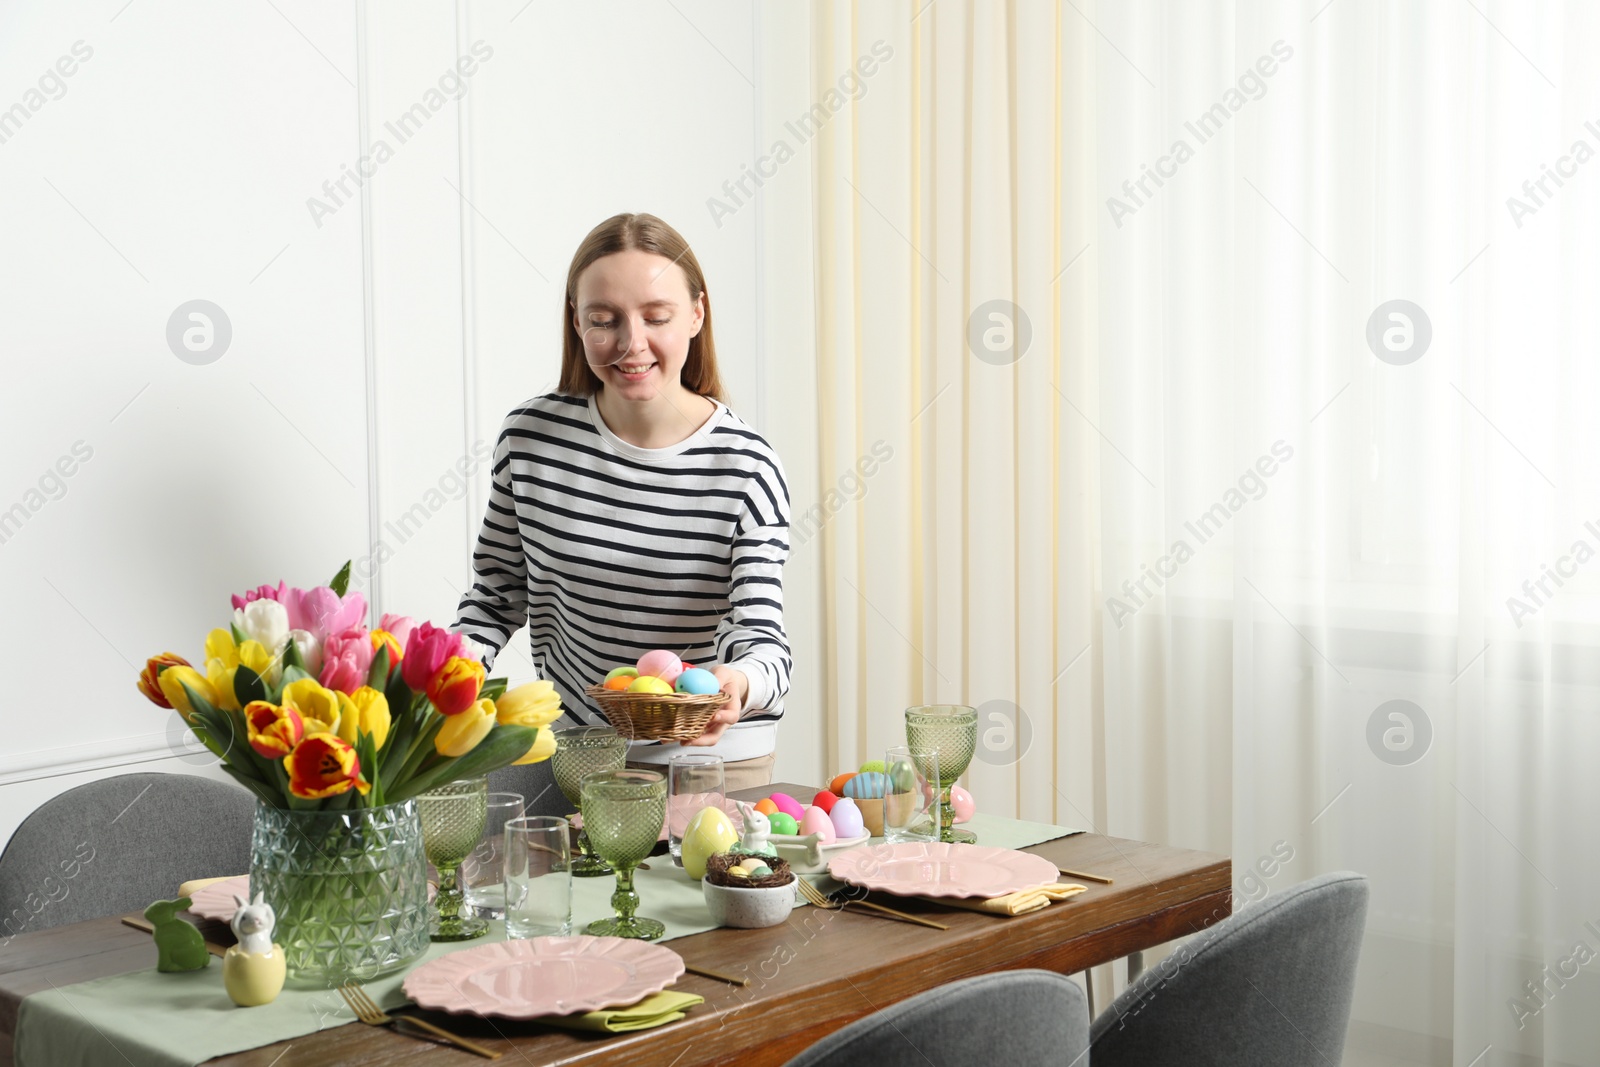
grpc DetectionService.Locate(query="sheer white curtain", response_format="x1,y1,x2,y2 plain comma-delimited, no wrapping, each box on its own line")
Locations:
761,1,1600,1062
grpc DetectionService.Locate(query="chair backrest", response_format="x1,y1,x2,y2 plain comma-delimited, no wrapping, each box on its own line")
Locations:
1090,870,1370,1067
782,968,1091,1067
486,758,569,818
0,772,255,938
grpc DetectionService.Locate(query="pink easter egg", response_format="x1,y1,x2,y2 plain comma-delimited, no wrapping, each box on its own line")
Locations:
635,649,684,685
769,792,805,821
829,797,866,839
799,805,836,844
950,784,976,824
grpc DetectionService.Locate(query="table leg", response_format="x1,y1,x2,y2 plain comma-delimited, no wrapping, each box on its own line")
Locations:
1083,967,1096,1017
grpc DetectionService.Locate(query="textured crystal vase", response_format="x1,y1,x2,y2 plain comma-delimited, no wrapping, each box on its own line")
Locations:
249,799,431,988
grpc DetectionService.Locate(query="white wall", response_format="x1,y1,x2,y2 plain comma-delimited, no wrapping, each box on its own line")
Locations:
0,0,821,850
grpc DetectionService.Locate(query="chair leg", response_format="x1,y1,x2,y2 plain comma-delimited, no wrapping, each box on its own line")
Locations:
1126,950,1144,982
1083,967,1096,1017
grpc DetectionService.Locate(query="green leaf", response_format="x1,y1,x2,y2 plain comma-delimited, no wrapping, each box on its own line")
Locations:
481,676,508,703
281,665,311,687
384,667,413,720
356,731,383,808
221,765,282,808
329,560,352,598
281,636,307,674
367,644,390,690
230,620,249,645
388,724,536,804
233,665,267,707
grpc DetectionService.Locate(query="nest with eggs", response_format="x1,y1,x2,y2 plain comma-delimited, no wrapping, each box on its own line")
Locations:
704,851,793,889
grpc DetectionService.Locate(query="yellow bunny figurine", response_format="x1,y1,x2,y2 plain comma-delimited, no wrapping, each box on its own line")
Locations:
221,891,286,1007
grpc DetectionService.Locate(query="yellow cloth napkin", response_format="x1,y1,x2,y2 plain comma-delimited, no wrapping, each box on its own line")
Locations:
935,882,1089,917
535,990,704,1033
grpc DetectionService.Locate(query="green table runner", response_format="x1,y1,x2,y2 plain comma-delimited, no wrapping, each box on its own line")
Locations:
14,812,1079,1067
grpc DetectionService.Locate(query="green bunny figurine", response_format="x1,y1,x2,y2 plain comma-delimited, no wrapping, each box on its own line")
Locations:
144,897,211,972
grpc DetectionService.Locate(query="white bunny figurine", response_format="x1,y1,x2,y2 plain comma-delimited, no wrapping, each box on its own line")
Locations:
230,892,276,956
733,800,777,859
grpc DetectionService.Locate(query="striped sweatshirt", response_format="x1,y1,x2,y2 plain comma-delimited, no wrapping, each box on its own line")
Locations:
452,391,793,763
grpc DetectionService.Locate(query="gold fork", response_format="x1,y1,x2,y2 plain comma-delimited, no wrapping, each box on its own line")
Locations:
337,982,501,1059
796,878,950,930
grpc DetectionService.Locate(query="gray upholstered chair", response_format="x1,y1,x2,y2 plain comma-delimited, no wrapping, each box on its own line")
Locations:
782,968,1091,1067
0,772,256,936
487,757,569,818
1090,870,1370,1066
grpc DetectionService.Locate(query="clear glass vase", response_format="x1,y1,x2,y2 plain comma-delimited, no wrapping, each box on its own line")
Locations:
249,798,431,988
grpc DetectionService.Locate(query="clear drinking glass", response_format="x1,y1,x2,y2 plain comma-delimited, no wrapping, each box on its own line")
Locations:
904,705,979,844
883,745,939,843
581,769,668,941
504,816,572,939
667,754,725,867
417,776,490,941
462,791,525,919
551,725,629,877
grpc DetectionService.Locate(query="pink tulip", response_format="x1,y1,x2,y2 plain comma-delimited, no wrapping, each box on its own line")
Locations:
401,623,464,691
377,614,418,648
284,586,367,646
319,627,375,694
230,581,287,612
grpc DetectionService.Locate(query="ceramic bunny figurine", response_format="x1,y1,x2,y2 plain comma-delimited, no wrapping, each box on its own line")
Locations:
230,892,275,955
222,891,286,1007
144,897,210,972
732,800,777,859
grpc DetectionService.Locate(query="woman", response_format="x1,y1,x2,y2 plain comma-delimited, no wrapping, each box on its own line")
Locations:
452,213,792,791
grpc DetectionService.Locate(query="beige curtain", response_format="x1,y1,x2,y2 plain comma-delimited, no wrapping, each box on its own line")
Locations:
759,2,1600,1063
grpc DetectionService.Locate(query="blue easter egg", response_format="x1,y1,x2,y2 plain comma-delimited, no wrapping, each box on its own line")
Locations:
675,667,721,695
842,771,888,800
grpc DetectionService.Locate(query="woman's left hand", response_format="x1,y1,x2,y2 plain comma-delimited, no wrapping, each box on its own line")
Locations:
682,665,749,747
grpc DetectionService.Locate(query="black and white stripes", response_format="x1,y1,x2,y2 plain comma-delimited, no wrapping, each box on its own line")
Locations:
452,392,792,751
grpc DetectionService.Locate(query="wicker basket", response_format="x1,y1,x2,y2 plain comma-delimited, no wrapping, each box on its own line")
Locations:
583,684,730,742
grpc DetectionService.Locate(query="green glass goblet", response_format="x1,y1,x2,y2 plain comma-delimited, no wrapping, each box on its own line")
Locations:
552,725,629,877
418,776,489,941
580,769,667,941
905,704,979,844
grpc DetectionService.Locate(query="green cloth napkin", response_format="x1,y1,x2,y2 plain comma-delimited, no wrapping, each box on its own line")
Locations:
536,990,704,1033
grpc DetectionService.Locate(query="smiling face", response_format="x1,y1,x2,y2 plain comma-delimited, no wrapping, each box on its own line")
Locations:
571,249,705,400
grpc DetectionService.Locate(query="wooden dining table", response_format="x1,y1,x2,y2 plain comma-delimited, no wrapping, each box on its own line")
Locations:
0,782,1230,1066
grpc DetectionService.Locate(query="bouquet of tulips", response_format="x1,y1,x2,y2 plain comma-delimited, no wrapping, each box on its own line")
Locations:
136,562,563,810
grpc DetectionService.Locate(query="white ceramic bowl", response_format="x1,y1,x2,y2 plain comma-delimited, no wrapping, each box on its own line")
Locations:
767,833,872,875
702,876,797,929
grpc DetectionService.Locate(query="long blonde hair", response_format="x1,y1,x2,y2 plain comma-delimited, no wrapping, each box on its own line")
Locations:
558,213,725,402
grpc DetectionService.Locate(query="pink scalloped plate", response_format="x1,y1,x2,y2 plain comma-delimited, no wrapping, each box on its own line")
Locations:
187,875,249,921
403,936,686,1018
188,875,435,922
828,841,1060,899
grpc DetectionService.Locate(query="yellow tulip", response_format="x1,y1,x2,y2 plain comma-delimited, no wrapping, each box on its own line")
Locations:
205,628,240,669
205,657,241,711
435,699,495,758
513,726,557,765
237,640,279,685
336,686,391,750
496,681,563,729
281,678,341,735
158,666,220,722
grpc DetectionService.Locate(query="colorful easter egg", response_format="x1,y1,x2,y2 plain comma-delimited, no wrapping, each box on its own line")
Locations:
799,805,836,843
636,649,685,685
950,784,975,824
769,793,805,821
767,812,799,836
604,666,639,683
754,798,779,816
829,797,866,839
811,790,838,814
627,675,675,695
858,759,886,774
682,807,740,880
829,772,857,796
745,865,772,878
674,667,721,695
603,675,633,691
843,772,888,800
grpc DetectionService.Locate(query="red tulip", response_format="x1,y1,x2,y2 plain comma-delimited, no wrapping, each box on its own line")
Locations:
426,656,485,716
246,701,305,760
137,653,191,709
286,733,368,799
